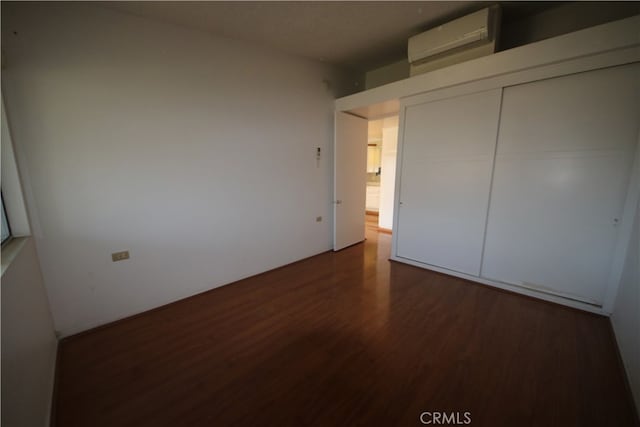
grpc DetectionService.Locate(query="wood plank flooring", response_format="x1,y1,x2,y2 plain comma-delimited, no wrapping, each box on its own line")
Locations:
53,223,638,426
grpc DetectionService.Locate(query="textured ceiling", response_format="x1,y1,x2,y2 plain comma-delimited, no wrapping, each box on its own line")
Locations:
101,1,489,71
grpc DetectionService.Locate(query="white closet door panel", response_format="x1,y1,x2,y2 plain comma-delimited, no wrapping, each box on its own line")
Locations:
396,89,502,275
493,65,640,154
482,63,640,305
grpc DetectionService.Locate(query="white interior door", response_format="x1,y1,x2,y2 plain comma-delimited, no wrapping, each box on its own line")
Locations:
395,89,502,275
481,63,640,305
334,112,367,251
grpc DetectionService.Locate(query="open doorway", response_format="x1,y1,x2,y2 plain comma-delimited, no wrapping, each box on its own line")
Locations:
365,116,398,234
333,107,399,252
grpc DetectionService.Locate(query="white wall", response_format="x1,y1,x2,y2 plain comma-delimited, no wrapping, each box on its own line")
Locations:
379,117,398,230
365,60,409,90
1,2,351,336
1,238,58,427
612,198,640,416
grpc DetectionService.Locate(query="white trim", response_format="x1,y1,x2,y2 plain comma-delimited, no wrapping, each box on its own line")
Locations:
389,105,407,259
344,46,640,119
399,48,639,109
478,88,504,278
602,131,640,314
336,15,640,116
390,255,607,315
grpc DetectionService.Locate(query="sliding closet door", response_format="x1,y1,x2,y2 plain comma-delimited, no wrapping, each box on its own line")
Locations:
396,89,502,275
482,64,640,305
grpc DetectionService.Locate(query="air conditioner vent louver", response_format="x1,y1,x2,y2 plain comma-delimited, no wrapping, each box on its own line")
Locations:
408,6,500,76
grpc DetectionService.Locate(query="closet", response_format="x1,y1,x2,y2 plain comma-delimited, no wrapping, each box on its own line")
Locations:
396,89,501,276
393,62,640,307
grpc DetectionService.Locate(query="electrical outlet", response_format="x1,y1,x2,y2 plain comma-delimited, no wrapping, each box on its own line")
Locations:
111,250,130,262
316,216,322,222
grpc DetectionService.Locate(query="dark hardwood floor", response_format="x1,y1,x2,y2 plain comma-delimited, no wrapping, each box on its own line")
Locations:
53,221,638,426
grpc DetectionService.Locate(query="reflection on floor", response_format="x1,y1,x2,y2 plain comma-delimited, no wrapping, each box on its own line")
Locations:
366,212,391,235
53,225,636,427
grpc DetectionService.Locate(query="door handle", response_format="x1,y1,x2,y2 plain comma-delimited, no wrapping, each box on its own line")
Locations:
335,200,342,205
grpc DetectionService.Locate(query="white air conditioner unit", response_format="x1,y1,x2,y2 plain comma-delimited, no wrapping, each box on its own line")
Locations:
408,6,501,76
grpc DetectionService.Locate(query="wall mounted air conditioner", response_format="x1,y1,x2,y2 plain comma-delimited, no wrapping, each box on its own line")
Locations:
408,5,501,76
